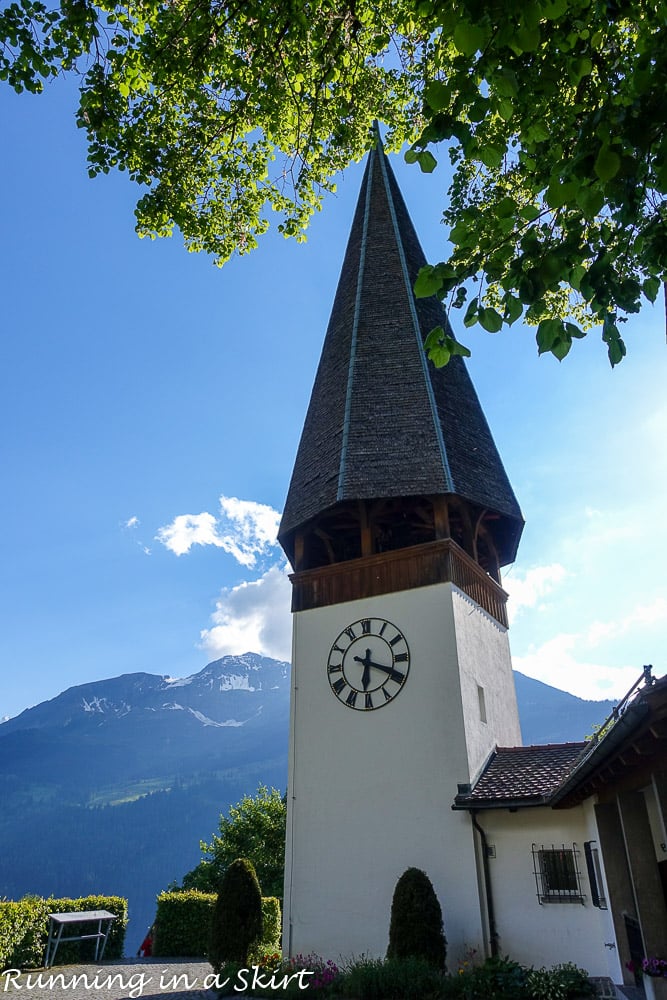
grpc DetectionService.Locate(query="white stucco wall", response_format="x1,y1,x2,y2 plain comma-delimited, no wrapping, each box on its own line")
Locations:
480,802,622,979
451,588,522,779
283,581,519,964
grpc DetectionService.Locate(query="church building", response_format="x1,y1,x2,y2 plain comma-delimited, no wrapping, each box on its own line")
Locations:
277,135,667,999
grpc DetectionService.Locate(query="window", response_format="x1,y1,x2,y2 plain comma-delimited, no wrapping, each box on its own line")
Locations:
477,684,487,723
532,843,584,903
584,841,607,909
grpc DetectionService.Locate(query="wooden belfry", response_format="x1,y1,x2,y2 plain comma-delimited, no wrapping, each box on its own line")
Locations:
279,135,523,625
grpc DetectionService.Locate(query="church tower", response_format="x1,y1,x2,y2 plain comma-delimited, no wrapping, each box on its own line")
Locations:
278,136,524,961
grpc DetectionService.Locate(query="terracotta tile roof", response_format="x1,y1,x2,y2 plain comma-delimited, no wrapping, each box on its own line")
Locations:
278,134,523,567
456,743,587,808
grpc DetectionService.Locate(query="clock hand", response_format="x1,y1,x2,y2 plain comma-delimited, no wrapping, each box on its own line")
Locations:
353,650,373,690
367,659,406,684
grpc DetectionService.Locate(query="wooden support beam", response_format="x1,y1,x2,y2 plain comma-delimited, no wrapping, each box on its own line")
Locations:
433,496,450,540
359,501,372,558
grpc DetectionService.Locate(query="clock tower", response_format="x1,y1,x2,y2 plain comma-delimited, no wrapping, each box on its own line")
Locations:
278,135,524,961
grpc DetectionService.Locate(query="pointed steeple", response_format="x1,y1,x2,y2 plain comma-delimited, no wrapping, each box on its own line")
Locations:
279,135,523,586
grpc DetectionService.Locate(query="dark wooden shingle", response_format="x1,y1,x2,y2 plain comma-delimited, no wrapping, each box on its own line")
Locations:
279,138,523,564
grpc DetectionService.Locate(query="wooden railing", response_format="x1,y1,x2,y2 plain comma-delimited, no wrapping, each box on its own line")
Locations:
290,538,508,627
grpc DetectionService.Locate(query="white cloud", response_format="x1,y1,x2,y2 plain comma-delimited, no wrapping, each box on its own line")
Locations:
156,496,281,568
585,597,667,647
513,633,643,702
157,512,222,556
200,564,292,662
504,564,567,622
216,496,281,568
125,516,139,529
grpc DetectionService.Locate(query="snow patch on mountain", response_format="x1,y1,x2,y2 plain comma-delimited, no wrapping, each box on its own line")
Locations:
187,708,246,728
82,697,132,716
218,674,256,692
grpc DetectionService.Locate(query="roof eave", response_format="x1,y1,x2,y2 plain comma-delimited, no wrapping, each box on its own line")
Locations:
452,795,552,811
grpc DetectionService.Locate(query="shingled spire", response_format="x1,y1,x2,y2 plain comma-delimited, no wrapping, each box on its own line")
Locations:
279,134,523,600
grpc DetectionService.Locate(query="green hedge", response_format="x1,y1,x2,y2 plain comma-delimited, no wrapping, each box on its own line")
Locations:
257,897,281,957
153,891,213,958
153,891,281,959
0,896,128,971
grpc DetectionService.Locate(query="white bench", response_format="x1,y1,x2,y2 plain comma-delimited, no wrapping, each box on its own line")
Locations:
44,910,116,968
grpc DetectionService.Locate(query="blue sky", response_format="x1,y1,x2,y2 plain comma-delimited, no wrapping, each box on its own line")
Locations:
1,78,665,721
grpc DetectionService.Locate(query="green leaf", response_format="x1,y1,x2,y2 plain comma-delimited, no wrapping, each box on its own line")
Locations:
479,144,504,169
607,336,627,366
524,121,550,144
424,325,445,351
514,22,541,53
448,338,471,359
425,327,471,367
504,294,523,324
404,148,419,164
520,204,541,222
545,179,578,209
594,146,621,182
643,276,660,303
536,318,562,354
575,185,605,219
493,71,518,98
463,301,479,327
424,80,450,112
416,150,437,173
568,264,586,291
602,315,627,367
551,335,572,361
564,321,586,339
414,266,443,298
496,196,516,218
571,56,593,82
655,161,667,193
478,307,503,333
496,97,513,122
542,0,569,19
449,220,473,246
453,20,488,56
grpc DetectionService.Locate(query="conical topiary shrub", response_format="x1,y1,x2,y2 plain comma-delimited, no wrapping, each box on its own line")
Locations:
387,866,447,970
209,857,263,971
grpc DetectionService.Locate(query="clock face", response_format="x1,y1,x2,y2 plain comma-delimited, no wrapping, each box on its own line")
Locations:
327,617,410,711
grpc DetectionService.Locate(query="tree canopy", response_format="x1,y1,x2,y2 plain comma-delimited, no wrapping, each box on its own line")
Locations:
178,785,286,899
2,0,665,364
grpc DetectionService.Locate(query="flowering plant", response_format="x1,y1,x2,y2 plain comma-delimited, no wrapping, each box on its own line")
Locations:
288,954,341,991
253,950,283,972
642,957,667,978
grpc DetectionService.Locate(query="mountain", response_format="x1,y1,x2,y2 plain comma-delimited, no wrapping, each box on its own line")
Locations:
0,654,615,952
514,672,615,745
0,653,290,951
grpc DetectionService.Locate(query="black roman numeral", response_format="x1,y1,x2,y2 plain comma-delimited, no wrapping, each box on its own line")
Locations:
394,652,408,663
344,626,356,641
364,692,373,710
332,677,346,696
361,619,371,635
346,689,358,708
389,633,403,647
328,663,342,674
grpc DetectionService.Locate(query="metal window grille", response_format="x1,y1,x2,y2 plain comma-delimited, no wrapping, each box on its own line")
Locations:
532,843,584,904
584,841,607,909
